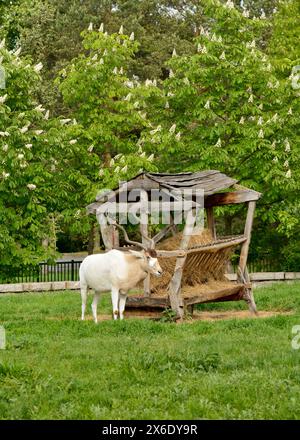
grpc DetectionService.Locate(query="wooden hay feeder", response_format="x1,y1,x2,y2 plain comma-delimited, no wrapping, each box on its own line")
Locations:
87,170,261,319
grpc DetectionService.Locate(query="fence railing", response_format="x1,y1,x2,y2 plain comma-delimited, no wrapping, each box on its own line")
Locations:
0,258,285,285
0,260,81,284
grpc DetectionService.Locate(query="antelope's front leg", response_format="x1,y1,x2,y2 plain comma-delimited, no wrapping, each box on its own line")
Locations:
111,287,119,320
119,292,128,320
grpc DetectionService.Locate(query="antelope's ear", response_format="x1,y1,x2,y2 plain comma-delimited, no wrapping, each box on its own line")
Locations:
128,250,144,259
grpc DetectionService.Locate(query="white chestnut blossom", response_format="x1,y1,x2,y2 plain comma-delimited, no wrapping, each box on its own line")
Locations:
2,144,8,151
98,23,104,32
35,104,45,112
284,160,289,168
215,138,222,148
169,69,175,78
148,154,154,162
119,25,124,34
204,100,210,109
129,32,134,41
60,119,72,125
258,129,264,138
272,156,278,163
109,158,115,167
88,23,93,31
284,139,291,152
0,94,8,104
121,165,128,173
286,169,291,178
175,132,181,141
124,93,132,101
88,145,94,153
34,130,44,135
239,116,245,124
2,171,10,179
225,0,234,9
169,124,176,134
248,94,254,103
257,117,263,125
34,62,43,73
17,153,24,160
220,51,226,60
260,11,266,19
44,110,50,120
0,131,9,137
69,139,77,145
288,107,293,115
242,9,249,18
150,125,161,135
27,183,36,190
20,125,29,134
25,144,32,149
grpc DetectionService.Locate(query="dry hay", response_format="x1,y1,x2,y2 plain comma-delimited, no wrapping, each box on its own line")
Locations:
149,229,234,296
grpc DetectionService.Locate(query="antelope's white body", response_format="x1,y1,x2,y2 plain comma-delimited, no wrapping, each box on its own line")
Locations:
79,249,162,322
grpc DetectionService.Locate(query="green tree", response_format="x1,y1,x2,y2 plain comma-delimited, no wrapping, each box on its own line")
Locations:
56,26,158,248
0,40,60,267
141,0,299,234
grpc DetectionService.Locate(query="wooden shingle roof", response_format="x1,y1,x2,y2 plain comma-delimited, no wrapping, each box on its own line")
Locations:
87,170,261,214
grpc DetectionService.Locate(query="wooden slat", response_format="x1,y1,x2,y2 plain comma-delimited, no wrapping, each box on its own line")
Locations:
186,236,246,254
183,285,244,305
206,207,216,240
205,190,261,207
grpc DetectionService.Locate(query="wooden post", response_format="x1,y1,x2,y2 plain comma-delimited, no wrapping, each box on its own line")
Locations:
239,201,256,275
140,189,150,297
206,206,216,240
97,213,119,250
168,209,197,319
238,201,257,314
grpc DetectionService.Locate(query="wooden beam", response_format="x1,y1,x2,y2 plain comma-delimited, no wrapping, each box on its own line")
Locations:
238,201,257,314
206,206,216,240
186,236,246,254
239,201,256,275
205,190,261,207
152,221,175,244
156,250,186,258
183,284,244,306
140,189,151,297
168,209,196,319
97,213,115,250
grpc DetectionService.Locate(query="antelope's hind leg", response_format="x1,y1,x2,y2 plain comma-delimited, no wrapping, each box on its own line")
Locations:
91,291,101,324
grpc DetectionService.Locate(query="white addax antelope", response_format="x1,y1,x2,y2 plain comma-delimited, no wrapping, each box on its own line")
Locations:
79,223,162,323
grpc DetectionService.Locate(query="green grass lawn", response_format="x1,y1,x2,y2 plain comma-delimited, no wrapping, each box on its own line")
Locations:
0,282,300,420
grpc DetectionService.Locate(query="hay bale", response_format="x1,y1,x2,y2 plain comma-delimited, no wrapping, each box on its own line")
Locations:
149,229,233,296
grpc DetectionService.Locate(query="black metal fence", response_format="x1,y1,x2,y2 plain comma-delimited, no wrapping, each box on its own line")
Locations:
0,260,82,284
0,258,284,285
